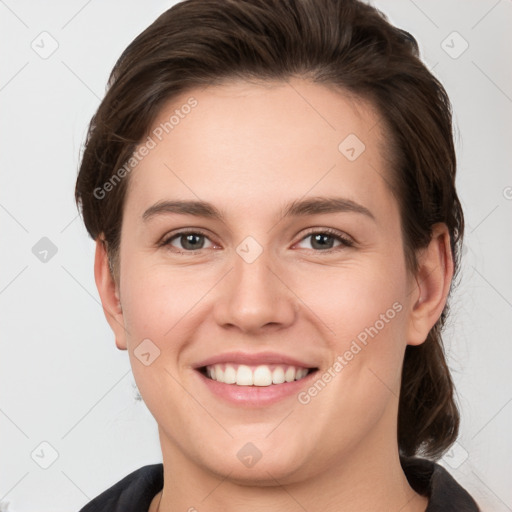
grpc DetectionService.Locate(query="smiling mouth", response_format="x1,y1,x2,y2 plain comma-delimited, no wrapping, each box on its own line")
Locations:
199,364,318,386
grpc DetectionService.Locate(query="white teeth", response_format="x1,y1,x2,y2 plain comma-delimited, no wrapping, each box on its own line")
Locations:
296,368,307,380
205,364,311,386
253,365,273,386
236,365,253,386
284,367,296,382
272,366,285,384
223,365,236,384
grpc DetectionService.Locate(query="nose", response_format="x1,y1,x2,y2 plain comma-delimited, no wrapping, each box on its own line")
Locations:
213,248,297,334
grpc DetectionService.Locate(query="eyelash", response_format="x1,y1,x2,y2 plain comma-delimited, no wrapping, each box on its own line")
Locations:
299,227,355,252
159,227,354,254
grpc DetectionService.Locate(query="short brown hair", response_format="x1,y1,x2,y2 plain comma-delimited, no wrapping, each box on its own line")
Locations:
75,0,464,459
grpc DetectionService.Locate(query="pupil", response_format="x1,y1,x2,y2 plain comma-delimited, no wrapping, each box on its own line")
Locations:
312,233,333,250
183,234,203,250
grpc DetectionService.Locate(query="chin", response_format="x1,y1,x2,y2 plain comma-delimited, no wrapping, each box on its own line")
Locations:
198,437,311,485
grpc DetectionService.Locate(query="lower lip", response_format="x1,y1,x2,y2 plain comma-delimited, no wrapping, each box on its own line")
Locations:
196,370,317,407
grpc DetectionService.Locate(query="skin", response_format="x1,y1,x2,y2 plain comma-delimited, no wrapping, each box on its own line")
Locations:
95,78,453,512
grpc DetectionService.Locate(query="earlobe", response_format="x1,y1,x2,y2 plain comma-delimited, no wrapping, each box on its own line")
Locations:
407,224,454,346
94,237,127,350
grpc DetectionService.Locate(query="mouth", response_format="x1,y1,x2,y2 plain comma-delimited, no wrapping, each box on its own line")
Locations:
193,351,320,405
198,363,318,386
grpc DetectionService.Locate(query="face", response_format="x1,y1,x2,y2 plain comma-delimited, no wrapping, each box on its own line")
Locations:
100,79,432,484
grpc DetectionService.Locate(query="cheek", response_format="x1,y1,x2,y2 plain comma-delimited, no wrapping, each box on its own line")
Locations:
117,254,218,405
292,256,407,342
119,257,205,342
293,257,408,407
119,264,192,436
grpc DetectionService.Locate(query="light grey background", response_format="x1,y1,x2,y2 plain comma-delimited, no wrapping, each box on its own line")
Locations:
0,0,511,510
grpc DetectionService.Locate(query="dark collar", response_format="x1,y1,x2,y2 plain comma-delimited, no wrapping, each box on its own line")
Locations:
401,456,480,511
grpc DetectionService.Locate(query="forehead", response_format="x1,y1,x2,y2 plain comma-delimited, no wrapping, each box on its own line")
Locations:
125,78,394,218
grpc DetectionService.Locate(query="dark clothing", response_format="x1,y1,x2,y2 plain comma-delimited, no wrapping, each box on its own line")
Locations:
78,457,480,511
401,457,480,511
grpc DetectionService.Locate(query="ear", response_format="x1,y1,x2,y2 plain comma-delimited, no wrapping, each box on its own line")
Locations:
406,223,454,346
94,237,127,350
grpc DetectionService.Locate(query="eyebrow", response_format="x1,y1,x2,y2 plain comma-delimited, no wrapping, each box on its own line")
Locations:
142,196,375,222
282,196,375,220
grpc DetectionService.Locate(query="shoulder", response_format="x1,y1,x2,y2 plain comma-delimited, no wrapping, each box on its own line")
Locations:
77,463,163,512
401,456,480,511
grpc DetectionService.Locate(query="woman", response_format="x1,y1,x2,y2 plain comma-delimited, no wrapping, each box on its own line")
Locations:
75,0,480,510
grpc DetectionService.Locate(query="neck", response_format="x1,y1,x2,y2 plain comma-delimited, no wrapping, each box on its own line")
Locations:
150,425,428,512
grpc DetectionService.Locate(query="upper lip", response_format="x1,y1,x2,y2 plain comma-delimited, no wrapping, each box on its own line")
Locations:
194,351,318,369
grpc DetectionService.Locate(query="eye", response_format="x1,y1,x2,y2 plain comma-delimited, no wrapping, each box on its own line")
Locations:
159,228,353,254
161,230,215,252
295,228,354,252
